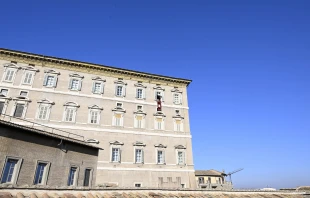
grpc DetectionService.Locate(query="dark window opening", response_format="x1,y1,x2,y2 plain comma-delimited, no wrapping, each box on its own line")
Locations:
83,169,92,187
13,104,25,118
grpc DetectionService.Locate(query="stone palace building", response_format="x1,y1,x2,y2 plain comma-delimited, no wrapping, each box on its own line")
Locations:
0,48,194,188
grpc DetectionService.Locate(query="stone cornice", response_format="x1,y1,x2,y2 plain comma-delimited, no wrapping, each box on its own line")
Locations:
0,48,192,87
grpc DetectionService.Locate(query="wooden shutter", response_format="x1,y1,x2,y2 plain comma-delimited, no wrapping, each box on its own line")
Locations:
78,80,82,91
68,79,73,89
100,83,104,94
53,75,58,87
43,74,48,86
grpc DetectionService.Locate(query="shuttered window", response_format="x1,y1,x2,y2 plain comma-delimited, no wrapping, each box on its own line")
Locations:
4,70,15,82
38,106,48,120
13,104,24,118
23,72,33,84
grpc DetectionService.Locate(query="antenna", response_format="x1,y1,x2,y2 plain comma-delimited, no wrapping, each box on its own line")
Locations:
226,168,244,184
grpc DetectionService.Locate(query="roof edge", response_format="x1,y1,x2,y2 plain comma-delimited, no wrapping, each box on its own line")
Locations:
0,48,192,86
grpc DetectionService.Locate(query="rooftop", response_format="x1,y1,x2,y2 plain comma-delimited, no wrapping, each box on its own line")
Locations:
0,115,101,150
195,169,226,176
0,48,192,86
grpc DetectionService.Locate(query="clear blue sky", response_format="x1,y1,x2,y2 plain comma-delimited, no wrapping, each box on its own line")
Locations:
1,0,309,189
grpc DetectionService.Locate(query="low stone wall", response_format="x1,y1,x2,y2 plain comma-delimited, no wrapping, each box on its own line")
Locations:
0,188,308,198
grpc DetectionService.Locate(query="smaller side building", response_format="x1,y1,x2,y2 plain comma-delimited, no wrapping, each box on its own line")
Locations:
195,169,232,190
0,118,101,187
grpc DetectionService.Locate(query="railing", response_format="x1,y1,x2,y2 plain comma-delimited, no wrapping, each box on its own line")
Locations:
0,114,85,141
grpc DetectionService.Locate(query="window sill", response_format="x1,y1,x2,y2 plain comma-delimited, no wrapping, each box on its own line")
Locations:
2,81,13,83
156,163,166,165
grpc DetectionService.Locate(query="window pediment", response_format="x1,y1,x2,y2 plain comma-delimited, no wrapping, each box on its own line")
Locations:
37,99,55,105
92,76,106,82
12,96,31,102
114,80,127,85
22,66,39,72
69,73,84,79
173,115,184,119
133,141,146,146
134,83,147,88
44,69,60,75
155,144,167,148
0,94,11,100
171,87,182,93
134,110,146,115
110,140,124,145
3,63,21,69
64,102,80,107
88,105,103,110
175,145,186,149
153,111,166,117
153,85,165,91
86,139,100,144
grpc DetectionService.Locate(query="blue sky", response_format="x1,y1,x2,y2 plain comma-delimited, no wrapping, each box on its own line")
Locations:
1,0,309,189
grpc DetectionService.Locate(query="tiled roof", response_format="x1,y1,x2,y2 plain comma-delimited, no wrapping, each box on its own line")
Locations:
0,189,305,198
0,119,101,150
195,169,225,176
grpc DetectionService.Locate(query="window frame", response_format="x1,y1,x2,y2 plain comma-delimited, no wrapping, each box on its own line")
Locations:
43,69,60,88
154,116,165,130
0,88,9,97
91,77,106,95
68,73,84,91
134,148,144,164
2,63,20,83
113,112,124,127
67,166,79,186
83,168,93,187
156,149,165,164
33,161,51,185
110,141,124,163
114,79,127,97
88,105,103,125
0,156,23,185
63,102,79,123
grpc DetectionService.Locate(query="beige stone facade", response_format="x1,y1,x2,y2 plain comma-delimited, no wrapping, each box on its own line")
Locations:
0,48,195,188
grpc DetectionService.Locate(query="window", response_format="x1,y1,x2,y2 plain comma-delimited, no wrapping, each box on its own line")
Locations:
90,111,99,124
93,82,102,94
175,109,180,115
13,104,25,118
116,85,123,96
136,88,143,99
4,70,15,82
155,117,163,130
70,79,80,90
137,105,143,111
135,183,142,187
1,158,21,184
34,162,50,185
157,150,165,164
177,151,185,165
173,93,181,104
23,72,34,85
111,148,120,162
116,102,123,108
208,177,211,183
113,113,123,126
20,91,28,97
43,69,60,88
0,89,8,96
46,76,55,87
83,169,92,187
135,149,143,163
65,108,75,122
68,167,78,186
198,177,205,184
175,120,182,132
0,102,4,114
135,115,143,128
38,105,49,120
155,91,161,100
